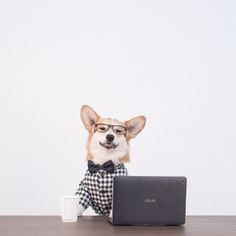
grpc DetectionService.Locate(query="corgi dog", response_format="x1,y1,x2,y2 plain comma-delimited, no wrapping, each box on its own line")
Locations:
75,105,146,217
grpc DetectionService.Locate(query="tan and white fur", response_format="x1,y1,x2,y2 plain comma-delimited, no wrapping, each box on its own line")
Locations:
77,104,146,216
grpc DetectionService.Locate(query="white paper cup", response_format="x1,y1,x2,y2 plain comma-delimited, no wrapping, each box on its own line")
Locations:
60,196,80,222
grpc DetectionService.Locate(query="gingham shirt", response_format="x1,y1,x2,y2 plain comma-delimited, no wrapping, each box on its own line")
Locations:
75,162,128,215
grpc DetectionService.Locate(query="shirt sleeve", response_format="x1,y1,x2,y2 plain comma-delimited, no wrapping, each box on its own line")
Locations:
75,181,91,210
75,172,92,209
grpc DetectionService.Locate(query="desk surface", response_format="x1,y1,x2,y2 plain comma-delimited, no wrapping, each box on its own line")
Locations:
0,216,236,236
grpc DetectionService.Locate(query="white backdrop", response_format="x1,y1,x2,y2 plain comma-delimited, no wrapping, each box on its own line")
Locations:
0,0,236,215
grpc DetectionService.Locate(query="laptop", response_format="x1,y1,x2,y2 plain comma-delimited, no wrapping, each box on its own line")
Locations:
108,176,187,226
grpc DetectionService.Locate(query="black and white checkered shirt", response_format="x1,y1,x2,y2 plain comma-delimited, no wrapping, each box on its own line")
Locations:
75,162,128,215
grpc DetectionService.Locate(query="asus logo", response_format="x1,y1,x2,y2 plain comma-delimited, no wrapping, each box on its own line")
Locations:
144,198,156,203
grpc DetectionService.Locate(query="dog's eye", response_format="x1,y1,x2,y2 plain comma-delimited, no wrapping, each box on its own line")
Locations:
115,129,122,134
99,127,106,131
113,126,126,135
96,124,109,132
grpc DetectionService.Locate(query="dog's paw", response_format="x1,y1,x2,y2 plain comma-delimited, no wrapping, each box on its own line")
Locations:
109,209,113,218
77,205,85,217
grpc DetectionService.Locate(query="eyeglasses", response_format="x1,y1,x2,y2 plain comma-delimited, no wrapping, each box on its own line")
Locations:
94,123,127,136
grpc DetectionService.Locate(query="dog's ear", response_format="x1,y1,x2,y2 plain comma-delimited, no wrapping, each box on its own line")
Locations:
80,105,100,131
125,116,146,140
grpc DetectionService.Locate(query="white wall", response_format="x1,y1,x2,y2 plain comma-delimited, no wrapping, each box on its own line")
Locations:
0,0,236,215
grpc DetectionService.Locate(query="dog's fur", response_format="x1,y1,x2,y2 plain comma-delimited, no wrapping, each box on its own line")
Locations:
77,105,146,216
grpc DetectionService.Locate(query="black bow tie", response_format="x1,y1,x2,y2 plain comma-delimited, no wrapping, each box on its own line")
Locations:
88,160,115,174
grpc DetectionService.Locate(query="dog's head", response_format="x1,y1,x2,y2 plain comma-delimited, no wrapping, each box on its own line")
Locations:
80,105,146,165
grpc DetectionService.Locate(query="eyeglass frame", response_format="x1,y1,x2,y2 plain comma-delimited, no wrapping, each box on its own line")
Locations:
94,123,127,136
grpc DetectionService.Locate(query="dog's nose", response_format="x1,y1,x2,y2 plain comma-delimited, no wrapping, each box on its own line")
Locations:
106,134,114,142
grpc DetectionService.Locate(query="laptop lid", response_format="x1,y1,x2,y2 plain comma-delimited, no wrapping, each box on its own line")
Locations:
111,176,187,226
